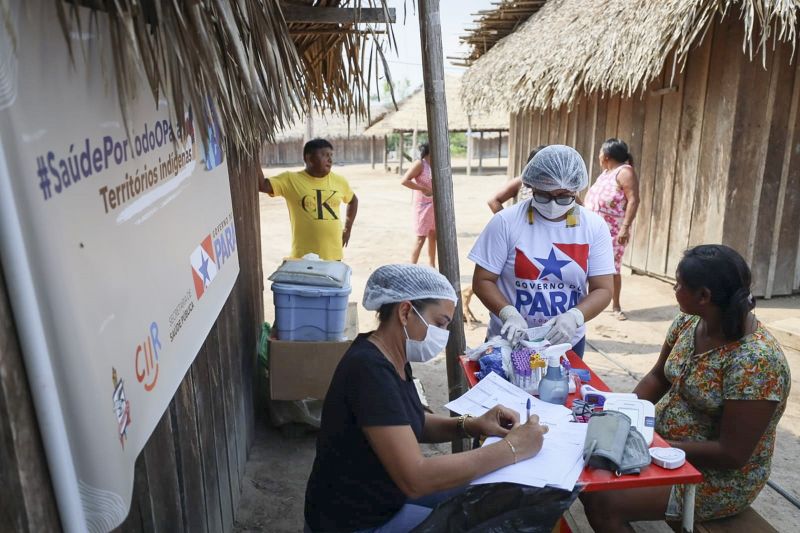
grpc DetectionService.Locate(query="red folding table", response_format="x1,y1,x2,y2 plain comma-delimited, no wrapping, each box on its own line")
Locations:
459,353,703,532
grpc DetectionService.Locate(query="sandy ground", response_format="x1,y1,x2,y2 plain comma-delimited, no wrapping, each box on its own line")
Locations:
235,163,800,532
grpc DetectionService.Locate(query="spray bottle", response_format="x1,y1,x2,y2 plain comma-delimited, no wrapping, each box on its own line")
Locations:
537,343,572,405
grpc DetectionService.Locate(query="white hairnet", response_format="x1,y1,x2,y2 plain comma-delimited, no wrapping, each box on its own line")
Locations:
521,144,588,192
363,264,458,310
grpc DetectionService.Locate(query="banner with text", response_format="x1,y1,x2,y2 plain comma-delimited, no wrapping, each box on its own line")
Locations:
0,3,239,531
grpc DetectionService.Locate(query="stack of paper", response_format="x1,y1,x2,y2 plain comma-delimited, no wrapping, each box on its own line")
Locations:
444,372,587,490
444,372,572,425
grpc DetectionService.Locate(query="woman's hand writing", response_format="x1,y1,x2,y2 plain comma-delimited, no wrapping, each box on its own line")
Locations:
504,414,549,462
469,405,519,437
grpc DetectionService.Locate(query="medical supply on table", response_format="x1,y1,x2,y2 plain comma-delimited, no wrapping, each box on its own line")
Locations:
572,369,591,382
538,343,572,405
523,325,551,343
511,345,547,394
475,347,507,381
649,447,686,470
583,410,651,475
579,385,637,406
571,399,602,423
603,397,656,445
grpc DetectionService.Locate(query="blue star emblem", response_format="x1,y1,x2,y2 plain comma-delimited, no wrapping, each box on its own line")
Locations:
534,248,571,280
199,251,212,285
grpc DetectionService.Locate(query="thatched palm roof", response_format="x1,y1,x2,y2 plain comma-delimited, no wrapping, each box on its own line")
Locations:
272,105,388,141
454,0,547,67
364,74,508,135
462,0,800,113
50,0,395,158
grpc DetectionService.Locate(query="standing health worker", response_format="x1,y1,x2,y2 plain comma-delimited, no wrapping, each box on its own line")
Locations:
469,145,615,357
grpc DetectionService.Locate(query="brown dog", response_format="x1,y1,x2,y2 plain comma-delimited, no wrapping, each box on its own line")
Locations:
461,284,478,327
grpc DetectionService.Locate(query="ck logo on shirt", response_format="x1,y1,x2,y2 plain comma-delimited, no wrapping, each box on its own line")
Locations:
301,189,339,220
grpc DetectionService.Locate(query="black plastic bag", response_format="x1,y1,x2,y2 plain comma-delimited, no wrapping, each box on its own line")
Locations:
412,483,580,532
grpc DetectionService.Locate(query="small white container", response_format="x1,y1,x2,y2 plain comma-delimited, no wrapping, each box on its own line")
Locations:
649,447,686,469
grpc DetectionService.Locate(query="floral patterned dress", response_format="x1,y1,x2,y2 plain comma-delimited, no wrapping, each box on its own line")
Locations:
583,164,631,273
657,313,791,521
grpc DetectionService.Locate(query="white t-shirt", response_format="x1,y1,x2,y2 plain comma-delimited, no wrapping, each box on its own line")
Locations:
468,201,615,344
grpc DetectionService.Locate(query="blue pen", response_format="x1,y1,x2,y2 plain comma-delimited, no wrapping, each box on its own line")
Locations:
526,398,531,423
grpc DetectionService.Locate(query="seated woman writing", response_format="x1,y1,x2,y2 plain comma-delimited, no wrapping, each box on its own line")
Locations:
582,245,791,531
304,264,549,532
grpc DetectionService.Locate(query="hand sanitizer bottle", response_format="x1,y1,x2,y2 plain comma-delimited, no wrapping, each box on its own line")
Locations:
538,343,571,405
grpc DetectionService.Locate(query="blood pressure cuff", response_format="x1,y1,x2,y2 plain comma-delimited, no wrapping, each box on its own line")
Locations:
583,410,651,475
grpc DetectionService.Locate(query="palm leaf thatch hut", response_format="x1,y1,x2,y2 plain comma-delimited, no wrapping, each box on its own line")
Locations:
1,1,394,531
262,109,388,167
365,74,509,173
462,0,800,297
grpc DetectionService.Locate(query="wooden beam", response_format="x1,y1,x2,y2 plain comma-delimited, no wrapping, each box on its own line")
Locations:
478,131,484,172
282,5,396,24
418,0,468,452
383,134,389,172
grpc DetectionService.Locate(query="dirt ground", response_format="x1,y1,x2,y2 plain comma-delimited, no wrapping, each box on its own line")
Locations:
235,162,800,532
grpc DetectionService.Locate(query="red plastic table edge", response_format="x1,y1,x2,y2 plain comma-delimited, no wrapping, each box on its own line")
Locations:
458,352,703,491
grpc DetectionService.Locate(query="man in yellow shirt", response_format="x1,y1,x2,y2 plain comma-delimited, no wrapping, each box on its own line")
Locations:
260,139,359,260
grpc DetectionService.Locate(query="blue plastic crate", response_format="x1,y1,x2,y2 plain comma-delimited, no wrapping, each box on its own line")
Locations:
271,283,351,341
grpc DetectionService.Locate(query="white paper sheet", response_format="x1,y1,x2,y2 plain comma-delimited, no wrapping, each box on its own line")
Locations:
444,372,572,425
446,374,588,490
471,422,588,490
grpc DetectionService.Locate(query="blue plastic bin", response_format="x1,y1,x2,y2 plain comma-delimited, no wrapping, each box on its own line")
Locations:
271,283,351,341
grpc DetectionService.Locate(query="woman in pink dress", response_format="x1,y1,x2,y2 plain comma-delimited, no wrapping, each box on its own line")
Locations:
584,139,640,319
401,143,437,267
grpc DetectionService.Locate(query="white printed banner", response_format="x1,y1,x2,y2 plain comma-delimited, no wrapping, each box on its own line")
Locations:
0,3,239,531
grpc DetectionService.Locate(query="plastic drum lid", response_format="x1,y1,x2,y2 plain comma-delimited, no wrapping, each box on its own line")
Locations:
649,447,686,469
269,259,351,288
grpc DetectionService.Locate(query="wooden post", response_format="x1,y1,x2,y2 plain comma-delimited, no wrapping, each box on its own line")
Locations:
383,134,389,172
498,131,502,166
398,132,405,174
411,128,419,159
478,131,484,173
304,92,314,143
418,0,467,452
370,135,376,169
466,129,473,176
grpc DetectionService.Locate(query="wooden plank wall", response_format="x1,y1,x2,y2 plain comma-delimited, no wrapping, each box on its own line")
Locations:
508,14,800,296
472,133,509,160
262,137,386,167
0,157,264,532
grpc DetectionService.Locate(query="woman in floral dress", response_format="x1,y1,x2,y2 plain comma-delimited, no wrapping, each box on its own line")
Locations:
584,139,639,319
582,244,791,531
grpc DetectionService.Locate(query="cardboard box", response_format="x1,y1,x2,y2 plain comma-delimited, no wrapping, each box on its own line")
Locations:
269,339,351,400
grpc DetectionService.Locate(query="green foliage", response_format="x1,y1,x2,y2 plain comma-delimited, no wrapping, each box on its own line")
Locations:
450,132,467,156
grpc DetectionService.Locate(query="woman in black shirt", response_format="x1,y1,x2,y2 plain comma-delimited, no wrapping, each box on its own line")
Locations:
305,264,549,532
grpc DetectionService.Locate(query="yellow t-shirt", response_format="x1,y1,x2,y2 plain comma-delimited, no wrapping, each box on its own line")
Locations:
269,170,354,260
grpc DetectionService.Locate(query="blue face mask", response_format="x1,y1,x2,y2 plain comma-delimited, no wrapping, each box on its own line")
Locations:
404,306,450,363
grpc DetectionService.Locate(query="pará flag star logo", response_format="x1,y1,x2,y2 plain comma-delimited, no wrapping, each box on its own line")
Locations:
190,235,219,298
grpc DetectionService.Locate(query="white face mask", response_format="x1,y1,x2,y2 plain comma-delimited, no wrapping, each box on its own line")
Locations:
534,198,575,220
404,306,450,363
